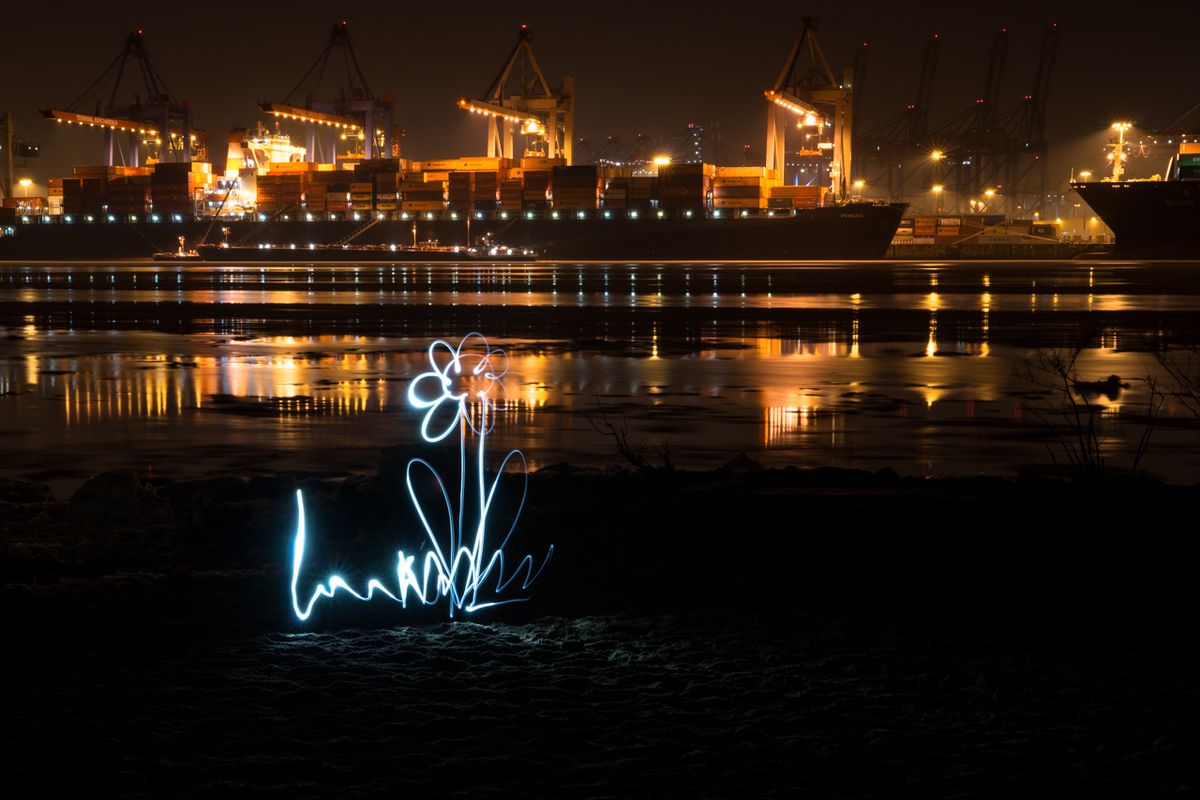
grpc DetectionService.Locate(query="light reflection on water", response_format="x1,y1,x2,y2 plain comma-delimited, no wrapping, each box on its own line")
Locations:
2,260,1200,491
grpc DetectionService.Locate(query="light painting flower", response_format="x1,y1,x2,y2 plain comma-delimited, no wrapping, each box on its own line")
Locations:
290,332,551,621
407,333,508,442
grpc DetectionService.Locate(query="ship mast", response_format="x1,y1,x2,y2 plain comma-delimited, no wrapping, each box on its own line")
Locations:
1109,121,1132,182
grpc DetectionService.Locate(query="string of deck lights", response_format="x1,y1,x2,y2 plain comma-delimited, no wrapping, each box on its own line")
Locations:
456,98,543,128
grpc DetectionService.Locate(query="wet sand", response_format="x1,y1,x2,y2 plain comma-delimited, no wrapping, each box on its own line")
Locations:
4,463,1198,796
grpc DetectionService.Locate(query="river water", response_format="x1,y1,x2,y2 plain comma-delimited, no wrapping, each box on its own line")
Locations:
2,259,1200,492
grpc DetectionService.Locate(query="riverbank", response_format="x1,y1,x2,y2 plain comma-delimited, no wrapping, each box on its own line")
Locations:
4,460,1197,795
888,241,1113,259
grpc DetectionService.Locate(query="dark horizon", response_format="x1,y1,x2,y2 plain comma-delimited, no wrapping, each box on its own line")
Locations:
2,0,1196,188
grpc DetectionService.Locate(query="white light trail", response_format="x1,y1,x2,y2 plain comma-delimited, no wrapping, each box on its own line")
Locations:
290,334,552,620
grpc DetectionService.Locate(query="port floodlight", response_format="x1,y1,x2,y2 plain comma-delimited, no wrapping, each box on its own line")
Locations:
931,184,944,193
1078,171,1092,181
18,178,32,188
984,189,996,197
853,179,866,189
653,155,672,166
931,150,945,161
1111,121,1133,131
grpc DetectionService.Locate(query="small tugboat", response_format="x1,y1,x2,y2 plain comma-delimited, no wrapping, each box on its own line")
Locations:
152,235,201,261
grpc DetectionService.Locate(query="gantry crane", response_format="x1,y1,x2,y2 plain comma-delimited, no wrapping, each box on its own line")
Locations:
764,18,855,198
458,25,574,164
257,21,396,162
39,30,204,166
0,112,11,200
857,32,941,200
1,112,39,200
994,22,1059,215
929,28,1010,206
850,42,870,160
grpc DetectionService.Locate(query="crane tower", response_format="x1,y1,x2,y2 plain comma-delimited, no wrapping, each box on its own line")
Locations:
764,18,854,199
458,25,575,164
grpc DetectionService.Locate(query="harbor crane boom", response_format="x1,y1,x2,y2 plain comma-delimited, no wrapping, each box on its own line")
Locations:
257,21,395,162
459,25,574,164
40,30,204,167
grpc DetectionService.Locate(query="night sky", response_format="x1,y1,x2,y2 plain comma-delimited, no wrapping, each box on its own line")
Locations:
3,0,1197,187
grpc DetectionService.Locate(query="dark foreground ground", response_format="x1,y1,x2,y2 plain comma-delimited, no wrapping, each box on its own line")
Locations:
3,457,1198,797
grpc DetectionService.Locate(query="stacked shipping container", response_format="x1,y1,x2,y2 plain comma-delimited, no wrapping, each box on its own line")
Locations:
551,165,600,210
400,172,445,213
151,162,210,217
655,163,714,212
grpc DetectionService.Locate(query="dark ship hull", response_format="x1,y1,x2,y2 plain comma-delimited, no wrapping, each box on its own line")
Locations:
0,203,904,262
1073,181,1200,256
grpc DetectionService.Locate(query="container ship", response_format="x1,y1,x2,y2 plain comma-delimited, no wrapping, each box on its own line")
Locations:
1072,141,1200,256
0,151,903,262
0,24,911,262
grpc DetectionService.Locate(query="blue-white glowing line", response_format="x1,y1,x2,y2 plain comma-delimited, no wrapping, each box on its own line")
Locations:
290,334,552,620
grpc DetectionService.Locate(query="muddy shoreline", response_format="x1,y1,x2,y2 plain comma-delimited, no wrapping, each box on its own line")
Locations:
4,460,1198,795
